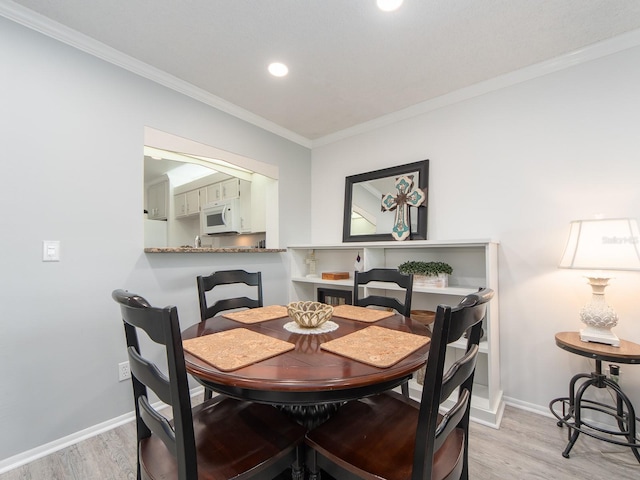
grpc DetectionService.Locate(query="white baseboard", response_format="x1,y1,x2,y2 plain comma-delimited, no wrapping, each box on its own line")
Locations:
0,410,135,474
0,387,205,475
503,395,556,419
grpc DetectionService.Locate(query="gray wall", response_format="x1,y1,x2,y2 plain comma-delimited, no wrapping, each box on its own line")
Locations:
0,17,310,463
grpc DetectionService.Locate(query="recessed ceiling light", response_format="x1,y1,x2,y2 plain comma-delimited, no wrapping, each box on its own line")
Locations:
268,62,289,77
377,0,403,12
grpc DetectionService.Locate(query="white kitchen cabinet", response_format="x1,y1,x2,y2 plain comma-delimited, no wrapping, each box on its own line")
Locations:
205,182,221,204
175,193,187,217
287,240,503,428
174,189,201,218
221,178,239,200
189,189,203,216
249,175,267,233
204,178,239,203
147,180,168,220
238,180,251,233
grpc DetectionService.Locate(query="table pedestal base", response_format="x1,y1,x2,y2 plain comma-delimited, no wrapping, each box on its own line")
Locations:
277,402,343,430
549,359,640,462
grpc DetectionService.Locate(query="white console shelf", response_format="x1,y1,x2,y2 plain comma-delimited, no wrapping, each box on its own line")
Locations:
288,239,503,428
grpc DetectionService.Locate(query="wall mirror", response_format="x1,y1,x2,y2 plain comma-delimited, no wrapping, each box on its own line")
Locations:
342,160,428,242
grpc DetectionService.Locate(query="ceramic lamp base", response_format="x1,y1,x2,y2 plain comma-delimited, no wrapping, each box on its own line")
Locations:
579,276,620,347
580,326,620,347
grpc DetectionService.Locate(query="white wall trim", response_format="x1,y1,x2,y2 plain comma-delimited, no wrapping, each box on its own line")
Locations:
504,395,555,419
0,387,205,475
0,1,311,149
0,412,133,475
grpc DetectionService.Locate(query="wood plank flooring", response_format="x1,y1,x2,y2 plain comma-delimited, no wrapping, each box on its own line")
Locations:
1,405,638,479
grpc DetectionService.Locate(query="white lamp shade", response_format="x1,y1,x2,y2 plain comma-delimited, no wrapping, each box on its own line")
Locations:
559,218,640,271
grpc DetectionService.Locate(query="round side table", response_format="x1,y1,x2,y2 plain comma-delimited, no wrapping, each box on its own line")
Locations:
549,332,640,462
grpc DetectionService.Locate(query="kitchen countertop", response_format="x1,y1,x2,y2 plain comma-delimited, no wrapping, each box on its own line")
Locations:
144,247,286,253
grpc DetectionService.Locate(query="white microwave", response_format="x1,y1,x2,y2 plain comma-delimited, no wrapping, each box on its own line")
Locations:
200,199,241,235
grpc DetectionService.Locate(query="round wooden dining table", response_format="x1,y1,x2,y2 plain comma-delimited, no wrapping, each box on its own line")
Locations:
182,310,431,428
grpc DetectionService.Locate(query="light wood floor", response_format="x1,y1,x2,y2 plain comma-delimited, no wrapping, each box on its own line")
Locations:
1,405,638,479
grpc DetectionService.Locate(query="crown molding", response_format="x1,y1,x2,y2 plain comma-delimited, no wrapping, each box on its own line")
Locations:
3,2,640,151
311,28,640,148
0,2,312,149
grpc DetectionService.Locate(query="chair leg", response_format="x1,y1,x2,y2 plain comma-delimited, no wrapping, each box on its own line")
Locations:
460,410,471,480
291,445,305,480
203,388,213,401
401,380,410,398
306,447,321,480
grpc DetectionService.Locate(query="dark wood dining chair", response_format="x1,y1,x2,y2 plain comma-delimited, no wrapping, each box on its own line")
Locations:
197,269,264,399
197,269,263,321
112,289,306,480
305,288,494,480
354,267,414,397
353,268,413,317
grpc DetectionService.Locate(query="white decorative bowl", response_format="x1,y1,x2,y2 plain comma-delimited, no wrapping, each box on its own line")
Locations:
287,301,334,328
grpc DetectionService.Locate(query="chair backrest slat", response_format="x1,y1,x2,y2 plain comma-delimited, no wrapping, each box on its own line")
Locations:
209,297,260,315
127,346,172,405
440,344,479,402
433,389,470,452
138,395,178,456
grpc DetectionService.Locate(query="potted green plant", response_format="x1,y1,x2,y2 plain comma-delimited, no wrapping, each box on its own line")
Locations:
397,261,453,287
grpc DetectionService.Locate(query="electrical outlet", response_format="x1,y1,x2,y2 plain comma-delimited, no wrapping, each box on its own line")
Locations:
609,364,620,385
118,361,131,381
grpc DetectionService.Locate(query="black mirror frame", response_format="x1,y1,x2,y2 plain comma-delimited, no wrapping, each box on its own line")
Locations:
342,160,429,243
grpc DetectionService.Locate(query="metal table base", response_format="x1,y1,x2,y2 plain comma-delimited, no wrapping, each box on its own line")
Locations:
549,358,640,462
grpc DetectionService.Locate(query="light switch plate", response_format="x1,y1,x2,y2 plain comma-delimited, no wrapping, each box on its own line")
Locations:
43,240,60,262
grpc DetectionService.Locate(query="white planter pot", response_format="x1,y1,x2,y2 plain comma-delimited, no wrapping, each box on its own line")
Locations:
413,273,448,288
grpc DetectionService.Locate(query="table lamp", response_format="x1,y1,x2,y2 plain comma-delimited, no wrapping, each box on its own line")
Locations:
559,218,640,346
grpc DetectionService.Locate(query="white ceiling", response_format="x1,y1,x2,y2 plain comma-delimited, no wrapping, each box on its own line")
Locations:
5,0,640,146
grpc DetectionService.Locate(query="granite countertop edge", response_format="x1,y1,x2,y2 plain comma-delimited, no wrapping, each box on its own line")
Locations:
144,247,286,253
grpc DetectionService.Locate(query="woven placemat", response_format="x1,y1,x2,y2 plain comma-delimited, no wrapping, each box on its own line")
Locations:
320,325,430,368
332,304,394,323
222,305,288,324
183,328,295,371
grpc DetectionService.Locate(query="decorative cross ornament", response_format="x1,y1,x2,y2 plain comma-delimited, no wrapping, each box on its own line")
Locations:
381,175,426,241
